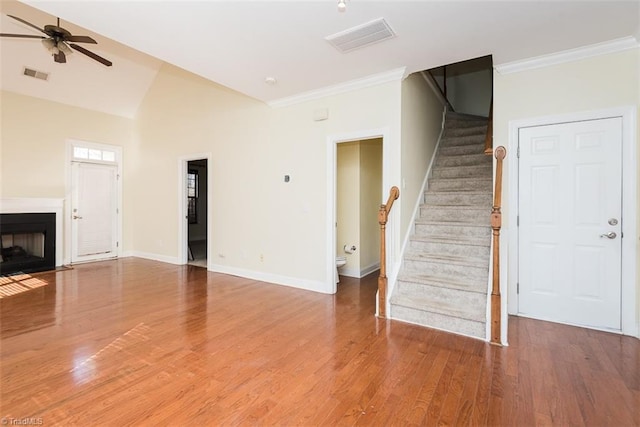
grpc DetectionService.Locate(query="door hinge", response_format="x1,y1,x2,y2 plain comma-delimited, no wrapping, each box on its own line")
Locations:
116,241,119,248
116,208,119,214
517,145,520,158
517,215,519,226
517,282,520,294
117,174,120,179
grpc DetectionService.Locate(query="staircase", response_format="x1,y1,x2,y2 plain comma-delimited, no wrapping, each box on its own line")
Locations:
390,112,493,339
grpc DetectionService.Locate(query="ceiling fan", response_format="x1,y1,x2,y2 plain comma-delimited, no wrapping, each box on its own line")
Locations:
0,15,112,66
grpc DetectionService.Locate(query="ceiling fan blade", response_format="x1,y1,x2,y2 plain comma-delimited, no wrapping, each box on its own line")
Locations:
69,43,112,67
65,35,97,44
7,15,47,35
54,51,66,64
0,33,45,39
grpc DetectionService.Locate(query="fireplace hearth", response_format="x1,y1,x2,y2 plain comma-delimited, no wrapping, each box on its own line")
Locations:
0,213,56,275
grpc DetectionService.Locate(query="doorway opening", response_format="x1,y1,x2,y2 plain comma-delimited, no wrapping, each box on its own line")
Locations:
186,159,208,268
336,138,383,287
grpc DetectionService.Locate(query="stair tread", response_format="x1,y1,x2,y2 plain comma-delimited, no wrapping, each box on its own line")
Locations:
430,177,492,183
410,234,490,247
404,252,487,267
397,272,487,293
416,218,491,228
420,204,489,211
391,294,486,322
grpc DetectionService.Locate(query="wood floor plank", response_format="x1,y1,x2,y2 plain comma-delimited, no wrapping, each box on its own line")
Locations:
1,258,638,425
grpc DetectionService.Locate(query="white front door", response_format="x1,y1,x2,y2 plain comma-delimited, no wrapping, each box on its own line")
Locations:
518,117,622,330
71,162,118,263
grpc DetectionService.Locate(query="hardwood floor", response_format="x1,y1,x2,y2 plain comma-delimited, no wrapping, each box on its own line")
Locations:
1,258,638,425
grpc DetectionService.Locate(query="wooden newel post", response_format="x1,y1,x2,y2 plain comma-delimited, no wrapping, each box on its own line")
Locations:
378,186,399,319
491,146,506,345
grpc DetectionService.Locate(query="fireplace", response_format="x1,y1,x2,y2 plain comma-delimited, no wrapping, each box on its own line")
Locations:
0,213,56,275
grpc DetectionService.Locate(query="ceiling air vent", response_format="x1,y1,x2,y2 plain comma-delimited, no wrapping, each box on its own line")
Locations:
23,67,49,81
325,18,396,53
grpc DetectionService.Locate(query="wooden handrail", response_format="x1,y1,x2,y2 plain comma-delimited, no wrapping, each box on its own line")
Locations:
490,146,506,345
426,68,455,112
378,186,400,318
484,99,494,155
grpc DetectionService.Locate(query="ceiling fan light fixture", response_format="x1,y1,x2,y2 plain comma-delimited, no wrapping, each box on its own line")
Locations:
337,0,347,12
57,41,72,54
41,38,55,51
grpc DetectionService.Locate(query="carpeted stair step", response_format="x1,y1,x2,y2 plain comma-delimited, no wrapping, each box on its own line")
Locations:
419,205,490,223
438,143,488,156
431,164,492,179
439,134,487,147
409,235,490,258
396,272,487,294
390,295,486,337
403,252,488,280
444,125,487,138
414,220,491,239
423,190,492,206
429,177,493,192
435,153,489,167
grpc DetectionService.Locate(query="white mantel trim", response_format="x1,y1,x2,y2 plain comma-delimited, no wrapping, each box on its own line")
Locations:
1,198,64,267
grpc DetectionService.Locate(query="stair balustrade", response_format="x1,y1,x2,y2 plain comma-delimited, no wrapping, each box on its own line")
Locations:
490,146,506,345
378,186,400,318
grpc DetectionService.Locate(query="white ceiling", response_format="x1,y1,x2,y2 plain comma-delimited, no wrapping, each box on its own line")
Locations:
2,0,639,118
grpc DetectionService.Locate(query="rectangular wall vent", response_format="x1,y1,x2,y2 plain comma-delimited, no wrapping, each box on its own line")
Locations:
23,67,49,81
325,18,396,53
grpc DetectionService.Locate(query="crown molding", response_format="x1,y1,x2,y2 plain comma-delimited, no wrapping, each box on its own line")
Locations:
268,67,407,108
495,37,639,75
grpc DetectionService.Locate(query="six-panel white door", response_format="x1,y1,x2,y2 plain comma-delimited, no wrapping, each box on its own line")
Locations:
71,162,118,263
518,118,622,330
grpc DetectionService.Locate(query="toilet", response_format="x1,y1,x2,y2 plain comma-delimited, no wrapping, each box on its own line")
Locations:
335,256,347,283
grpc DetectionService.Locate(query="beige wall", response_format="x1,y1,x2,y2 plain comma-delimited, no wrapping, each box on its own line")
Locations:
0,90,136,252
400,73,446,236
494,48,640,331
135,63,402,291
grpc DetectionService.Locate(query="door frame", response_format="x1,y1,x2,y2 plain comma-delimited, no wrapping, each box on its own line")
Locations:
327,128,393,297
65,139,123,265
507,106,638,337
178,153,212,267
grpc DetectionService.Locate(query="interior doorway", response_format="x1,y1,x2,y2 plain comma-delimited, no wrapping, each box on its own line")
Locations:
186,159,208,268
335,138,383,287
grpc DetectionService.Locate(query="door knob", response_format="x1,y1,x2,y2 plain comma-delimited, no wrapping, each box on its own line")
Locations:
599,231,616,239
73,215,83,219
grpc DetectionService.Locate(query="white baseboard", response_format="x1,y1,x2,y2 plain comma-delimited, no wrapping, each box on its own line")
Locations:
130,251,181,265
340,262,380,279
209,264,330,294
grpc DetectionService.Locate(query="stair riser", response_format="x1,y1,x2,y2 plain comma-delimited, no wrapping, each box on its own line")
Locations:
431,166,492,179
390,304,485,338
435,154,489,167
403,258,488,280
444,126,487,137
409,239,490,258
445,119,488,129
429,179,492,192
395,281,487,313
440,135,486,147
419,207,488,222
423,192,492,206
415,223,491,239
439,144,487,156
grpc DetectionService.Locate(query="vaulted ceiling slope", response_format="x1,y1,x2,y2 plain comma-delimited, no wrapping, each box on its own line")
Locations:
3,1,639,117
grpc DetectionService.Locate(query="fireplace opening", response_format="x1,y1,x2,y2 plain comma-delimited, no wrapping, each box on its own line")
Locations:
0,213,56,275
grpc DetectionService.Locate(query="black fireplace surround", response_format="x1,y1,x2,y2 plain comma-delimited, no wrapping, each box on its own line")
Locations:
0,213,56,275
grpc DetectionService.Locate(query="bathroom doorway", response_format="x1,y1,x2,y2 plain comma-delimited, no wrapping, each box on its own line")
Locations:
186,159,208,268
335,138,383,287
